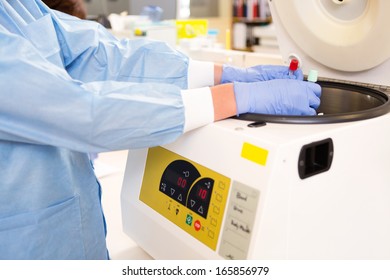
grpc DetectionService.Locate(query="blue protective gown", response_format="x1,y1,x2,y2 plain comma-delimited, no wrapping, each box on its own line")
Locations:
0,0,207,259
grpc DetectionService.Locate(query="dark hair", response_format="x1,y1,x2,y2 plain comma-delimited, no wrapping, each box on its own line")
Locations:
42,0,87,19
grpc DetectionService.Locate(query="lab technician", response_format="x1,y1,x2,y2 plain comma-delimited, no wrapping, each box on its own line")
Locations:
0,0,321,259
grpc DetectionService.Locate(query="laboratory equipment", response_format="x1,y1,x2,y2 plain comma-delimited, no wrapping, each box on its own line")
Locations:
121,0,390,259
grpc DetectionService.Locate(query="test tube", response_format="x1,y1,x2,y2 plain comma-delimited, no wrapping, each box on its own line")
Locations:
307,70,322,115
289,59,299,77
307,70,318,83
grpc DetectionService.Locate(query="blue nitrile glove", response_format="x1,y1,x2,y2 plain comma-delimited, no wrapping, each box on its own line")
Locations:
221,64,304,83
234,79,321,115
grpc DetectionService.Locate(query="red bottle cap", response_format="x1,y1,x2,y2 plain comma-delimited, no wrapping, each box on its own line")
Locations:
289,59,299,71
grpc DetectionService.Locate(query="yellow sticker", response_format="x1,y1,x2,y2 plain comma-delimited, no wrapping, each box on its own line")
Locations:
241,142,268,166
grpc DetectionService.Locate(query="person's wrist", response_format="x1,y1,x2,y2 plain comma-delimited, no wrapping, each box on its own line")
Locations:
210,83,237,120
214,64,223,85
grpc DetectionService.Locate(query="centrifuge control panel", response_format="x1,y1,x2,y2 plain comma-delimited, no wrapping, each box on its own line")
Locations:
160,159,216,218
139,147,231,251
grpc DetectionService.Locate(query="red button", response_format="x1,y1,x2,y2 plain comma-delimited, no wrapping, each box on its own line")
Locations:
194,220,201,231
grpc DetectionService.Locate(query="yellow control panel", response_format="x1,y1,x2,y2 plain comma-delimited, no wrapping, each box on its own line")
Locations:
139,147,231,251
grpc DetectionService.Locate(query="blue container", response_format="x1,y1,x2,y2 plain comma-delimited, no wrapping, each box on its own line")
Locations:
141,5,163,22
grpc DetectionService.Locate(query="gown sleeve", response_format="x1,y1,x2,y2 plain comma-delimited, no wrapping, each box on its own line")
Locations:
0,0,217,152
0,28,185,152
49,9,191,88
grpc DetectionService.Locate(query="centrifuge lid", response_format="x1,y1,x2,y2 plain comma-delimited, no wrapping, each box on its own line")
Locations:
269,0,390,86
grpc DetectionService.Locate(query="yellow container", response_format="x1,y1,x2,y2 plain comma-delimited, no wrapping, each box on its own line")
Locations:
176,19,208,39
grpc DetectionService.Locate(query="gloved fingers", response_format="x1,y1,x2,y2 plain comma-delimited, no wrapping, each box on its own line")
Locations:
242,65,291,82
253,65,288,80
306,82,322,98
306,107,318,116
308,94,321,110
292,68,304,80
258,65,303,81
221,65,244,83
304,82,321,110
224,64,305,83
234,79,322,116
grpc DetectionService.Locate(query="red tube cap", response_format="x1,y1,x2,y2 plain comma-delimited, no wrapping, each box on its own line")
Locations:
289,59,299,71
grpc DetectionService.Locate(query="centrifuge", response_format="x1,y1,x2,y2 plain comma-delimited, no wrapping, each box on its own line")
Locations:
121,0,390,259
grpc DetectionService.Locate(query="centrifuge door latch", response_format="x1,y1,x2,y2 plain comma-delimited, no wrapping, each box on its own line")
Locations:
298,138,334,179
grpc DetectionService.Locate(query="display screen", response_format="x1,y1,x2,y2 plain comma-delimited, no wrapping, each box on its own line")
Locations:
160,160,214,218
163,169,188,189
188,177,214,218
197,186,208,200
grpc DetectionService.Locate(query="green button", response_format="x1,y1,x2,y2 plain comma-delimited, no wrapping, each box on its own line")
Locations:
186,214,193,226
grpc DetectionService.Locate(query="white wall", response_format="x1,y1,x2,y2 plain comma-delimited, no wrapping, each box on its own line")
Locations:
83,0,233,18
129,0,177,19
83,0,129,16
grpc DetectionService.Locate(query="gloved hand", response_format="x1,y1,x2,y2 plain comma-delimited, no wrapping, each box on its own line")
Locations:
234,79,321,116
221,64,304,83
